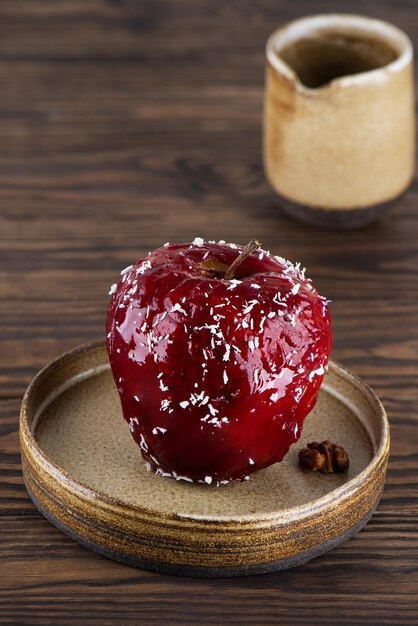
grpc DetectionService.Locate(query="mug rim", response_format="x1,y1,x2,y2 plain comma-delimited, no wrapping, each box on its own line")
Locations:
266,13,413,92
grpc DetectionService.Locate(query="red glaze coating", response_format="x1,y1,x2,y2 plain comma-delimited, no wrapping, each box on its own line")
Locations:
106,240,331,484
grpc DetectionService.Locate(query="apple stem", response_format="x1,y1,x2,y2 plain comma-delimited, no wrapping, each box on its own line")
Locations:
223,239,261,280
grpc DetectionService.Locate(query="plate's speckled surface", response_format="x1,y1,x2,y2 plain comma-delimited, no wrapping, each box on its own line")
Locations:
35,368,373,519
20,341,389,575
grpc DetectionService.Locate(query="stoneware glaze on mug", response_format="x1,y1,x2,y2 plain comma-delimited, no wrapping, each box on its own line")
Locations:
20,341,389,577
264,14,415,229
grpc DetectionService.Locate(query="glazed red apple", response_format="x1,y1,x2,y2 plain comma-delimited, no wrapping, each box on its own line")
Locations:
106,239,331,484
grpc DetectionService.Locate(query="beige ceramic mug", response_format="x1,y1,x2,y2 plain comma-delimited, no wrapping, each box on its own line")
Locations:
264,14,415,229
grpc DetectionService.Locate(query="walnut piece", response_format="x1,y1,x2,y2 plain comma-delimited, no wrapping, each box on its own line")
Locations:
298,440,349,473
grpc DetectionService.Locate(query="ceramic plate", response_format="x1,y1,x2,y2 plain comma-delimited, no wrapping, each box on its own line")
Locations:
20,341,389,577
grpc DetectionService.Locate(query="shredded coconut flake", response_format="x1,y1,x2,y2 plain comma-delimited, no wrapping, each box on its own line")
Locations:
243,300,259,315
152,427,167,435
171,302,187,315
159,379,169,392
208,403,218,416
176,475,193,482
136,260,152,275
227,279,242,290
129,416,139,433
309,364,325,381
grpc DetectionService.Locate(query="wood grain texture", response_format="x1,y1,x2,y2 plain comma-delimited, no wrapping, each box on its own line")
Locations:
0,0,417,623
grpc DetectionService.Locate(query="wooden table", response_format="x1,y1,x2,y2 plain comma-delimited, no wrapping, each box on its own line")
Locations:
1,1,417,624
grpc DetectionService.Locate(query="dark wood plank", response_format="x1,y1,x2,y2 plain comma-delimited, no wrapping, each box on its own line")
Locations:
0,512,417,625
1,0,418,624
